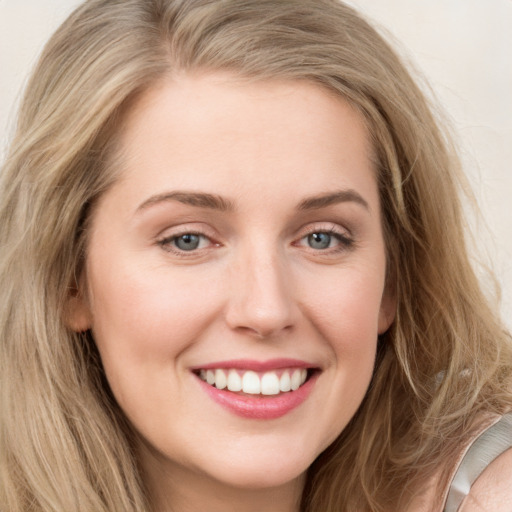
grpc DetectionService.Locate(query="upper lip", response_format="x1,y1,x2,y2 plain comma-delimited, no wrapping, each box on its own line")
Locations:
190,358,319,372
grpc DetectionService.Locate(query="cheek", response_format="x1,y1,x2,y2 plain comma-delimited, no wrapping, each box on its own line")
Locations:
297,265,384,439
85,259,226,433
87,258,223,375
300,263,385,348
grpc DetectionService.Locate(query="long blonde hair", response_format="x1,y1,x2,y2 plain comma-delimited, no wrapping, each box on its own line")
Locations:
1,1,511,511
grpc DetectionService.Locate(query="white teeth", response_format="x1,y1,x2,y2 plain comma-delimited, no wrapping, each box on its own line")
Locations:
242,371,261,394
279,371,291,392
261,372,280,395
290,369,302,391
198,367,311,394
227,369,242,392
215,369,227,389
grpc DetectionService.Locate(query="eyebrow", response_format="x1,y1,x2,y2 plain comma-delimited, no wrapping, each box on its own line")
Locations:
136,188,369,214
297,189,369,211
137,191,235,212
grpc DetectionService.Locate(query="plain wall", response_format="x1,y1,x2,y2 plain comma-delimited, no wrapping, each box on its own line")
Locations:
1,0,511,328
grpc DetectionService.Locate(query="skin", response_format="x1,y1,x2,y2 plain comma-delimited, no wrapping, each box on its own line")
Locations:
459,448,512,512
407,426,512,512
68,72,395,512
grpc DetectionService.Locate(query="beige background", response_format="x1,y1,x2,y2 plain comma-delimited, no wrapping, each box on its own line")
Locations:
1,0,511,328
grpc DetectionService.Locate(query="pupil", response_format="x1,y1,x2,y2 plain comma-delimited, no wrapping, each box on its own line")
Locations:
308,232,331,249
176,234,200,251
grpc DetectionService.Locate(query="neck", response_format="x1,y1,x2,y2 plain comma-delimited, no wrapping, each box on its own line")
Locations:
140,443,305,512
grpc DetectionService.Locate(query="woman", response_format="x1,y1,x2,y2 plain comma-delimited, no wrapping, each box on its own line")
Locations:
1,1,511,511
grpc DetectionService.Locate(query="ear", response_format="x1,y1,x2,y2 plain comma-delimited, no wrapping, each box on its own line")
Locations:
378,285,396,335
64,285,92,332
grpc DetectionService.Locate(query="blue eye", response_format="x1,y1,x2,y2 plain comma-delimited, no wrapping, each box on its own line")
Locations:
157,229,218,257
307,232,333,250
173,234,202,251
296,227,354,254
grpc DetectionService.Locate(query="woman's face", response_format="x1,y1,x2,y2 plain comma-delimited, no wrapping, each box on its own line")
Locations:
70,73,394,492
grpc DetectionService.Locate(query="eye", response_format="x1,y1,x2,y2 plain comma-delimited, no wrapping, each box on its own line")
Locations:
158,232,213,253
174,233,203,251
295,226,354,254
306,232,336,250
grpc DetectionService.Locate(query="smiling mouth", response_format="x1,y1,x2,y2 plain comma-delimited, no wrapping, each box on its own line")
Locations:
195,368,315,396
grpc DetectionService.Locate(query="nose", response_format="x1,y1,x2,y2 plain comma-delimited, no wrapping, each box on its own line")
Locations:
225,248,299,339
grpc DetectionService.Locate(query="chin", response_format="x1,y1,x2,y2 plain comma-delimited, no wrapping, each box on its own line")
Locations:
209,462,307,491
196,444,313,490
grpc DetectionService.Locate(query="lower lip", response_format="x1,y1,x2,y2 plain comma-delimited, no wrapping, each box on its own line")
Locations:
196,373,318,419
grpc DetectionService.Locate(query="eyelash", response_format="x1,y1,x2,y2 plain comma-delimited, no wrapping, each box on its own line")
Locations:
156,225,355,257
157,231,217,257
295,226,355,254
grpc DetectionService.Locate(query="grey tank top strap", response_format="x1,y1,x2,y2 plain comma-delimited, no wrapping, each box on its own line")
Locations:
443,412,512,512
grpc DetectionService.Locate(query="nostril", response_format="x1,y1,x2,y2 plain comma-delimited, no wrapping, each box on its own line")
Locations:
226,299,297,339
233,323,294,339
224,262,298,337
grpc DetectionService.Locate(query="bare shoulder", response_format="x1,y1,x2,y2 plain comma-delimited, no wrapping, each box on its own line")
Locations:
459,447,512,512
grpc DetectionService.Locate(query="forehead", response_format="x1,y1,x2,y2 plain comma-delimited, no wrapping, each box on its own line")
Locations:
105,72,378,213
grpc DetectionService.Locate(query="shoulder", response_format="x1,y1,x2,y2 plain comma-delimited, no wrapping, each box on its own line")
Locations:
458,446,512,512
407,412,512,512
445,411,512,512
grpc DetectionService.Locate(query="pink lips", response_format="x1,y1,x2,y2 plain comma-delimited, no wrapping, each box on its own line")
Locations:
194,358,314,372
192,358,319,420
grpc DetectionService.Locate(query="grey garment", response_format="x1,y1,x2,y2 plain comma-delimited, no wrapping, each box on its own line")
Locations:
444,413,512,512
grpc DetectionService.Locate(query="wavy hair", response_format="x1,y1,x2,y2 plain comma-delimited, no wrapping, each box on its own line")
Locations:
1,1,511,511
